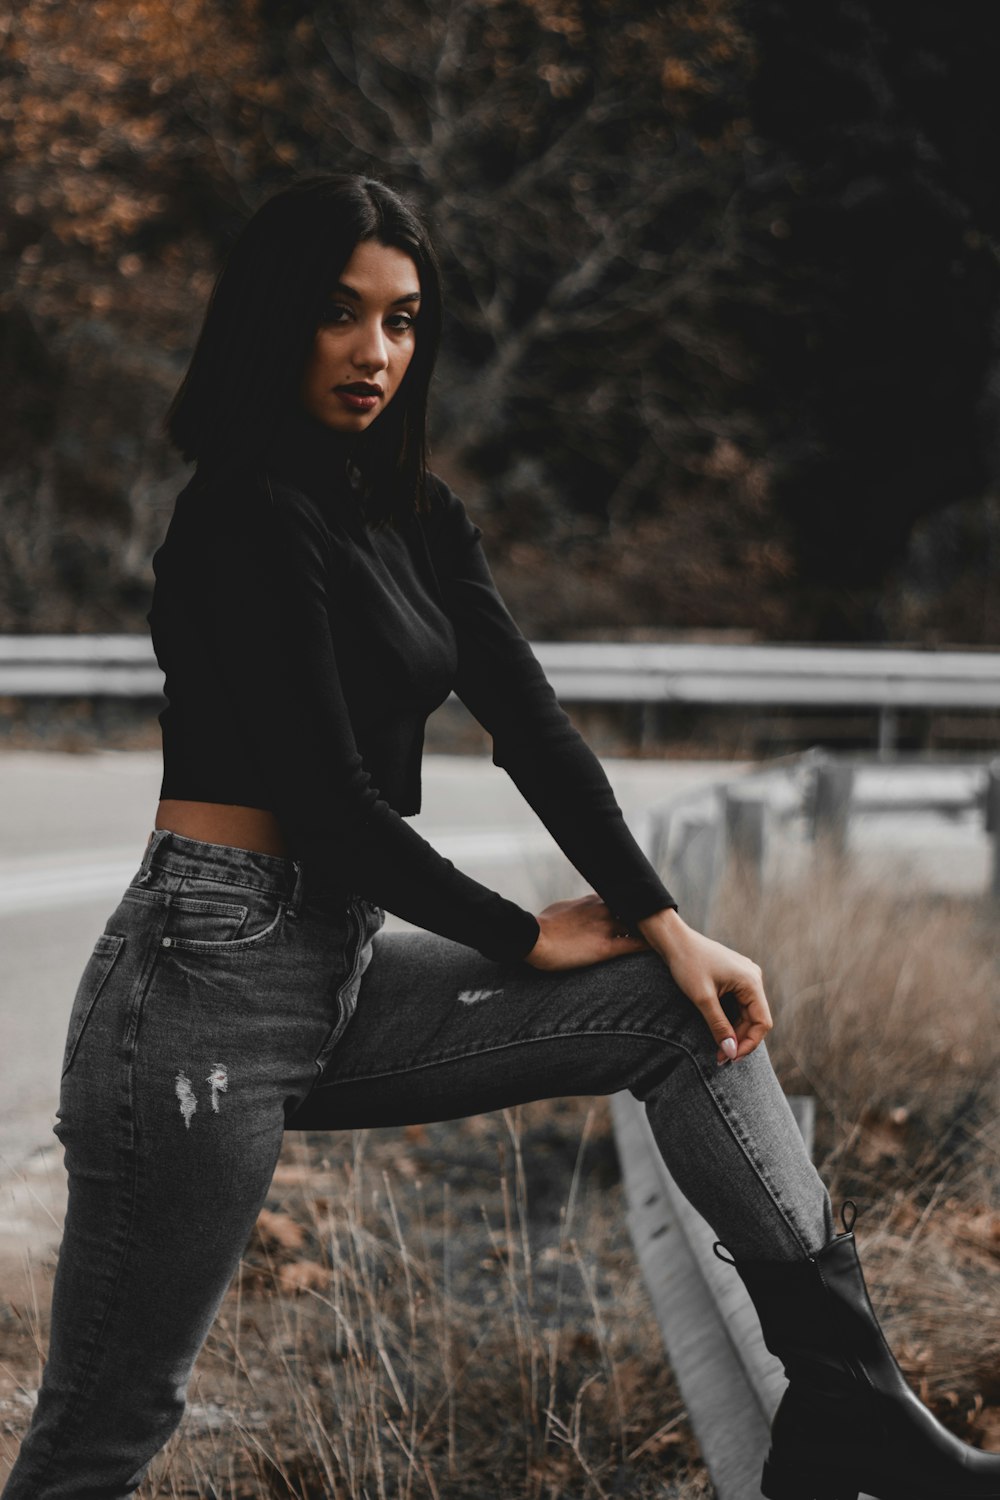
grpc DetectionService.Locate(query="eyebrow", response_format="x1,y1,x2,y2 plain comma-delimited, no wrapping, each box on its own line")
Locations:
332,282,421,306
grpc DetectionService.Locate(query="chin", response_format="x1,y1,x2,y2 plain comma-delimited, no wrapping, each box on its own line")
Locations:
330,405,385,433
313,410,368,433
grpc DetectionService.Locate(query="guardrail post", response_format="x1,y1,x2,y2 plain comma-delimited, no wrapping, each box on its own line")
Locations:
722,790,769,893
669,812,723,932
877,704,898,757
985,758,1000,899
811,757,855,856
645,807,672,876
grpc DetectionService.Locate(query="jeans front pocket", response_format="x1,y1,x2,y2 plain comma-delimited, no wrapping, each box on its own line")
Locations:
124,883,286,955
62,933,126,1077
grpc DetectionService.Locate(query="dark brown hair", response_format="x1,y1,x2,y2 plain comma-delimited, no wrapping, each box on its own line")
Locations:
163,173,443,527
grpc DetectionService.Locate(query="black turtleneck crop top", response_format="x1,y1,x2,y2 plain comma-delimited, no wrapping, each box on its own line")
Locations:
147,408,678,962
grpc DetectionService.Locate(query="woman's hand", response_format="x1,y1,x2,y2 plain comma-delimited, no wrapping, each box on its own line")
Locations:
524,894,649,972
523,898,772,1068
638,907,773,1066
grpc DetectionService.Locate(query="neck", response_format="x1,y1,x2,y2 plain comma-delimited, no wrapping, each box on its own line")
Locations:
263,405,361,501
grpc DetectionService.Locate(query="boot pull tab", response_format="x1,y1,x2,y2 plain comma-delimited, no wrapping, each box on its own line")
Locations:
840,1198,858,1234
712,1240,736,1266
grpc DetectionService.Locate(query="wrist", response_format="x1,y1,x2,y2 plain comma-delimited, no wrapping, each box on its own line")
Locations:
637,905,689,956
522,915,547,966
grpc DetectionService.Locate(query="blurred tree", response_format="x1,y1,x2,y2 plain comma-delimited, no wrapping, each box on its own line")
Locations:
243,0,770,567
3,0,783,636
2,0,999,643
0,0,298,626
741,0,1000,637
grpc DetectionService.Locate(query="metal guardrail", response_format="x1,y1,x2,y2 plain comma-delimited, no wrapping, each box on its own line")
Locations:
4,638,1000,752
610,746,994,1498
632,746,1000,903
535,640,1000,706
0,636,163,697
610,1091,819,1500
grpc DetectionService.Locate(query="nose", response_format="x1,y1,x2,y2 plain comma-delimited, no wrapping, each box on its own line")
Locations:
351,317,389,375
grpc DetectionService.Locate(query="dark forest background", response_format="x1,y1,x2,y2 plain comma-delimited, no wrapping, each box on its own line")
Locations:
3,0,1000,643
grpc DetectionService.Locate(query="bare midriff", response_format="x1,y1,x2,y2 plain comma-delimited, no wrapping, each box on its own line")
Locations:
152,800,291,858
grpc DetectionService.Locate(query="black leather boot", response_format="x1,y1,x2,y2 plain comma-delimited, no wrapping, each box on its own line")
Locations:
714,1202,1000,1500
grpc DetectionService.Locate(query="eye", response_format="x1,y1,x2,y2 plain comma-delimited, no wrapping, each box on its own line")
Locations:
320,303,352,325
318,305,416,332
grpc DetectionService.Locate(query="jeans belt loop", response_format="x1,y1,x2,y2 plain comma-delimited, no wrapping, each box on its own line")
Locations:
136,828,170,884
288,858,306,920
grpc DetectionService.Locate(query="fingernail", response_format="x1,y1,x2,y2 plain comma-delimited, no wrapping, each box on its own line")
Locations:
721,1037,737,1059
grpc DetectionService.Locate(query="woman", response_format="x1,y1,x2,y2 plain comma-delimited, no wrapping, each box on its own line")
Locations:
5,173,997,1500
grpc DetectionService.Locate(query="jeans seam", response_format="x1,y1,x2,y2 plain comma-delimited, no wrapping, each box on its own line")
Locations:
27,1010,145,1490
317,1022,814,1257
699,1057,815,1257
129,876,287,900
320,1023,702,1084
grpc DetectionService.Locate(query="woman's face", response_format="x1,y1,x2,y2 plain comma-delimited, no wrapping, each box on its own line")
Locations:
299,239,421,433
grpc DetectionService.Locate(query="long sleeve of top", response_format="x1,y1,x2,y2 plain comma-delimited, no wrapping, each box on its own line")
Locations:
148,450,678,964
426,474,679,930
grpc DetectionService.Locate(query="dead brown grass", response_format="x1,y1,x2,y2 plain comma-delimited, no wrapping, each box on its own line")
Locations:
0,1100,708,1500
145,1103,708,1499
713,848,1000,1440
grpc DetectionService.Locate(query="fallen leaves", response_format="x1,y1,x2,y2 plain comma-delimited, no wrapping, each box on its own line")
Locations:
254,1209,306,1253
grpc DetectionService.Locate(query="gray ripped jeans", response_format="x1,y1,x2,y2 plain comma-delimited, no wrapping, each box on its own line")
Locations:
3,828,834,1499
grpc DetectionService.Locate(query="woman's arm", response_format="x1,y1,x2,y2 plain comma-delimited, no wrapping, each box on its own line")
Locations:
427,473,680,930
428,473,773,1060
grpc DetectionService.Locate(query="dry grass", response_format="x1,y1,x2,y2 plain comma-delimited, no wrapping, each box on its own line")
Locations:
713,846,1000,1441
145,1101,709,1498
0,1100,706,1500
